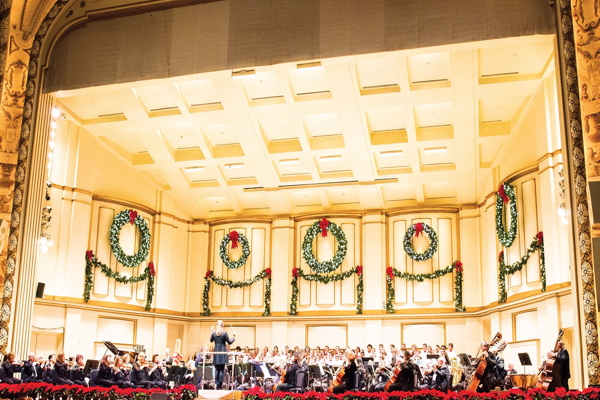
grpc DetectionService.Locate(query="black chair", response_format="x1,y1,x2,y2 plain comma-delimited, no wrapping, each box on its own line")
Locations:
353,370,363,391
291,370,307,393
176,367,188,386
166,365,180,388
89,369,99,386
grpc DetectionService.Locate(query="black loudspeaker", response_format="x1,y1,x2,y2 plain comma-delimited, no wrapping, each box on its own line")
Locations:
35,282,45,298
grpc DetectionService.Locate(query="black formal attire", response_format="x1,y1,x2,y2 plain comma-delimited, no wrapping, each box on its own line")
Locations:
112,367,133,389
1,361,22,384
71,364,88,387
210,331,235,389
131,363,153,389
419,366,448,392
22,361,42,383
275,362,301,392
150,365,167,389
388,361,418,392
555,349,571,390
474,354,498,393
53,361,73,385
492,355,507,389
95,363,116,388
332,360,358,394
41,362,54,383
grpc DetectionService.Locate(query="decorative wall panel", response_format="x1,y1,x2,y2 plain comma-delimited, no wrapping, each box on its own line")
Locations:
93,208,114,296
226,228,247,307
249,228,266,307
307,325,347,348
393,220,407,303
341,223,356,305
521,180,540,283
212,229,224,307
402,323,445,347
438,218,454,302
412,219,433,303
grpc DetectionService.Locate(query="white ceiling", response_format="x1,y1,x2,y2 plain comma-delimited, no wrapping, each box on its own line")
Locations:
53,35,555,220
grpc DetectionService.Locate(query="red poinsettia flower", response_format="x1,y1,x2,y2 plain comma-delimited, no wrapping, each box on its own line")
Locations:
414,222,424,237
386,266,394,280
454,260,463,273
498,183,509,203
129,209,138,224
536,231,544,246
229,230,239,249
85,250,94,260
356,265,363,276
498,251,504,262
205,270,212,279
292,268,299,278
319,218,330,237
265,268,272,279
148,262,156,276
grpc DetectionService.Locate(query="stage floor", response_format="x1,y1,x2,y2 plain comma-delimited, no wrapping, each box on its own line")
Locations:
197,390,244,399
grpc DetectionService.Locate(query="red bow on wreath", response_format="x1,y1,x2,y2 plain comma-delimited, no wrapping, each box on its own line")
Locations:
536,232,544,246
129,209,138,224
386,267,394,280
414,222,424,237
85,250,94,260
148,262,156,276
454,261,463,273
265,268,272,279
498,251,504,262
292,268,299,278
229,231,239,249
319,218,330,237
356,265,363,276
205,270,212,279
498,184,509,203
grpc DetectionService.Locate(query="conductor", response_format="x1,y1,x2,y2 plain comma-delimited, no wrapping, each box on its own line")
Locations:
210,320,235,390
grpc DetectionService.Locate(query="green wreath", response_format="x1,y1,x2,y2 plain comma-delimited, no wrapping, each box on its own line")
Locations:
110,209,151,267
403,222,438,261
219,231,250,269
496,182,518,247
302,218,348,274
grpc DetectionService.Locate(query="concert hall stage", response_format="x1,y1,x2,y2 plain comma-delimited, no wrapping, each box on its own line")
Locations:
197,390,244,400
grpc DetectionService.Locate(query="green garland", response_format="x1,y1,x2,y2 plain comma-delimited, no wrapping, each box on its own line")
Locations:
202,269,271,316
385,261,464,313
110,209,151,267
219,231,251,269
498,232,545,303
302,218,348,274
496,183,518,248
403,223,438,261
289,265,363,315
83,253,156,310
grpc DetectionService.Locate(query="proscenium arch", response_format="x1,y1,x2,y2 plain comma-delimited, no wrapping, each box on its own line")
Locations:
4,0,598,387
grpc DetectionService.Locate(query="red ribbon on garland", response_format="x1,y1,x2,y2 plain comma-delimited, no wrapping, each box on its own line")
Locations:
148,262,156,276
205,270,212,279
386,267,394,280
414,222,424,237
498,184,509,203
229,231,239,249
454,261,463,273
129,209,138,224
292,268,299,278
319,218,330,237
536,232,544,246
86,250,94,260
356,265,363,276
265,268,272,279
498,251,504,262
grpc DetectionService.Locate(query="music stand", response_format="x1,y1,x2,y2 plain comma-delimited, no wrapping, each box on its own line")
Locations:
83,359,99,375
457,353,471,367
518,352,532,375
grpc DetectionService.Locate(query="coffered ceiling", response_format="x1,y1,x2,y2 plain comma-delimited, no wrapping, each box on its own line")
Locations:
52,35,555,220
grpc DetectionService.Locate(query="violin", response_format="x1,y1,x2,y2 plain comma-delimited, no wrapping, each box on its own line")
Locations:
466,332,502,392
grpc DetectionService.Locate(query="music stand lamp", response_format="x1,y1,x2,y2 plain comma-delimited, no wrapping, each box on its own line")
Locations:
518,352,532,375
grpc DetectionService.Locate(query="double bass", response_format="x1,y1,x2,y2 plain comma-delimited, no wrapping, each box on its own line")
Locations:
535,329,564,390
466,332,502,392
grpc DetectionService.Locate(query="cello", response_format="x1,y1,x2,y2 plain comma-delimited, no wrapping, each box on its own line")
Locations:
384,364,402,392
327,363,346,393
535,329,564,390
466,332,502,392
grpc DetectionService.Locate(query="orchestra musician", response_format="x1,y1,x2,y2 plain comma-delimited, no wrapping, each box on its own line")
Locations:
96,354,117,388
470,342,498,393
275,351,304,392
149,353,167,389
42,354,56,384
131,353,154,389
53,352,74,385
210,320,235,390
2,353,22,384
387,350,418,392
22,353,42,383
549,341,571,390
420,358,449,392
112,356,133,388
70,354,88,387
332,350,358,394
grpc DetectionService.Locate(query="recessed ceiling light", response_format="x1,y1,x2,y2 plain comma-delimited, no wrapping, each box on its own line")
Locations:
224,163,244,169
297,61,322,69
320,155,341,161
424,147,447,154
185,166,204,172
232,69,256,78
279,159,300,165
380,150,402,157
